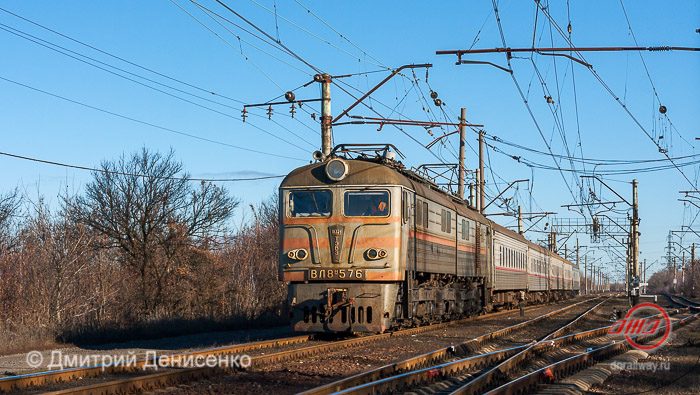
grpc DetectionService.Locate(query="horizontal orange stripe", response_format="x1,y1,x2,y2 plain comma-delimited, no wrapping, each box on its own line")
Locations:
365,271,403,281
282,236,401,250
410,230,484,254
284,216,399,225
283,236,399,250
281,271,306,282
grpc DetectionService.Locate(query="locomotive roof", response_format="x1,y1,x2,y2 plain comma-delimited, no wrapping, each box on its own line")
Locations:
280,159,414,188
281,158,575,267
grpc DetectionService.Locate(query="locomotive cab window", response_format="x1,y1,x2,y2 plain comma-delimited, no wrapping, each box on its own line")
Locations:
344,190,390,217
288,189,332,217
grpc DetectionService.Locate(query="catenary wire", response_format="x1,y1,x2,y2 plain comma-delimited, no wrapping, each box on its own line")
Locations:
0,150,285,181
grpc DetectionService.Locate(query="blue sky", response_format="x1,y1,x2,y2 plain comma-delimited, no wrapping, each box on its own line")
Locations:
1,1,698,281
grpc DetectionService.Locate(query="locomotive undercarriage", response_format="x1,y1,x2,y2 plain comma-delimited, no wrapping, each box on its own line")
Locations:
395,272,484,327
491,288,577,309
288,275,577,333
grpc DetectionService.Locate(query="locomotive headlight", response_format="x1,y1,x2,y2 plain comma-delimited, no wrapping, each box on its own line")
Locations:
287,248,309,261
325,158,348,181
365,248,387,261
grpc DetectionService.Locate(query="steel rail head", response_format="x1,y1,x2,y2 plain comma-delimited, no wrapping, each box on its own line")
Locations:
8,298,603,395
333,346,527,395
0,334,312,393
484,311,700,395
447,297,607,395
306,297,601,395
299,302,565,395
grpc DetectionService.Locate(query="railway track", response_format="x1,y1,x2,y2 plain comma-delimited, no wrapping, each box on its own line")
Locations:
307,296,611,395
664,293,700,310
488,308,699,394
0,297,592,394
0,334,312,393
334,295,694,395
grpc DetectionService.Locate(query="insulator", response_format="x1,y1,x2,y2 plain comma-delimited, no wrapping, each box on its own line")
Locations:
289,103,296,118
241,107,247,123
567,23,572,34
659,105,667,114
545,95,555,104
430,90,438,99
285,91,296,102
433,98,442,107
267,105,273,120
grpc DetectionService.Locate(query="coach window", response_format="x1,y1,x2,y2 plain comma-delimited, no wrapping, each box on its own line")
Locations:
344,190,390,217
288,189,332,217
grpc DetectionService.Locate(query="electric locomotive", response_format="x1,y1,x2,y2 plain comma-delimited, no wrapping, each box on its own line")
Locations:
279,145,579,333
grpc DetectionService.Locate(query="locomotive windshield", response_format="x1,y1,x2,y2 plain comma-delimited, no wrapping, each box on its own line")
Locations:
344,190,390,217
289,190,332,217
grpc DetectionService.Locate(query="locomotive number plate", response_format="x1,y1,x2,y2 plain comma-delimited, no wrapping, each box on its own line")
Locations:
308,268,364,280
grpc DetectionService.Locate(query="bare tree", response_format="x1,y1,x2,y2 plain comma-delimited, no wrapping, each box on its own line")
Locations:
222,195,286,319
0,188,21,253
70,148,238,316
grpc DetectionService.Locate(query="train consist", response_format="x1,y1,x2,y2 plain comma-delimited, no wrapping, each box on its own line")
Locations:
279,145,580,333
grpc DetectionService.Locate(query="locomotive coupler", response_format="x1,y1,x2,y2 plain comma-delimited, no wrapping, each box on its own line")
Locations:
325,288,352,318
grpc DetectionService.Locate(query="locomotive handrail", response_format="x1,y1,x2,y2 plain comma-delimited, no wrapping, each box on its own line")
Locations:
331,143,406,160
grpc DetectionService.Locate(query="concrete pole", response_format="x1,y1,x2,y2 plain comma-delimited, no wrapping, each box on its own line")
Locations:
673,257,677,293
683,251,686,293
458,108,467,199
575,239,579,291
631,179,640,305
475,169,481,212
478,130,485,213
593,266,597,293
468,183,475,208
319,73,333,158
518,206,523,235
584,256,588,295
642,259,647,294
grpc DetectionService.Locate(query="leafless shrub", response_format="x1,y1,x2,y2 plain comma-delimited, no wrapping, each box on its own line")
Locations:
0,149,288,353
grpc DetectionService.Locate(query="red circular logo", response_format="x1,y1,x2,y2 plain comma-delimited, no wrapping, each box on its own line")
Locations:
609,302,671,351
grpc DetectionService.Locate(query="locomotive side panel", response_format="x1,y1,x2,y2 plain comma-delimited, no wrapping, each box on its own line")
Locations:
413,197,457,275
